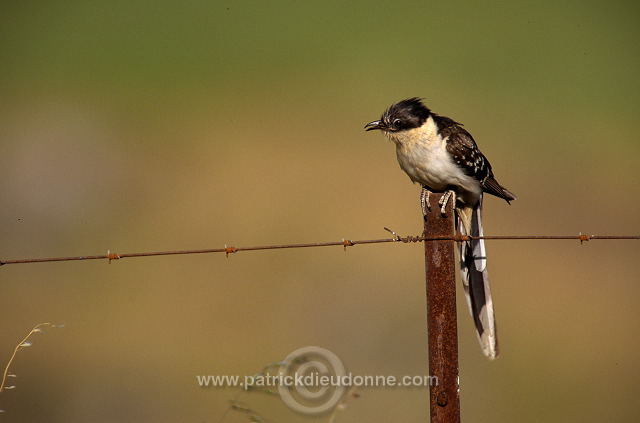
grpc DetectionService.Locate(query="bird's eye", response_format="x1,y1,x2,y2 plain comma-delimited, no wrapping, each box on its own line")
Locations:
392,118,402,129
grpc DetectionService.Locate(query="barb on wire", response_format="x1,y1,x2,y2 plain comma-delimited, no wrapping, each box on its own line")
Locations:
385,227,423,243
0,232,637,267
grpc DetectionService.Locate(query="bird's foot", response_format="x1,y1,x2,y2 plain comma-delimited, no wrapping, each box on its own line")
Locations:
438,190,456,216
420,187,431,217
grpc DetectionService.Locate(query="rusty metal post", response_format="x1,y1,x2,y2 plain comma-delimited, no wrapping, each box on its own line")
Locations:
424,193,461,422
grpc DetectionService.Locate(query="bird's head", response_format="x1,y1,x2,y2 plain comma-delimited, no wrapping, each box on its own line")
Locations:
364,97,431,135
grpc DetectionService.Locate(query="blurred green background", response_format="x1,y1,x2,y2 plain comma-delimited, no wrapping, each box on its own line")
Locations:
1,1,639,422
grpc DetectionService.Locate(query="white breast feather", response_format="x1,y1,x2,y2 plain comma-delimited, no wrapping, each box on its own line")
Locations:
391,117,482,202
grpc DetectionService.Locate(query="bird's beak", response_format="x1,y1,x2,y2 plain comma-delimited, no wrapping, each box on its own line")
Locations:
364,120,385,131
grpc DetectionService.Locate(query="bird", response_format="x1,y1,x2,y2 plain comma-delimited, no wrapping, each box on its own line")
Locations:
365,97,515,359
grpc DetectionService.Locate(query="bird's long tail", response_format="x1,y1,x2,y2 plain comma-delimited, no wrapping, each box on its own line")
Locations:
456,196,499,359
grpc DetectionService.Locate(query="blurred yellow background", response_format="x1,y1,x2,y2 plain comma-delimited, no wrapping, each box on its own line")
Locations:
1,1,639,422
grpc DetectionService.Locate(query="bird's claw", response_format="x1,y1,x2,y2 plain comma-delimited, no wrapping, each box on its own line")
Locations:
438,190,456,216
420,187,431,217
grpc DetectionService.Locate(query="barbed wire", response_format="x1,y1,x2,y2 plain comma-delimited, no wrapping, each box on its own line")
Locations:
0,231,637,266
